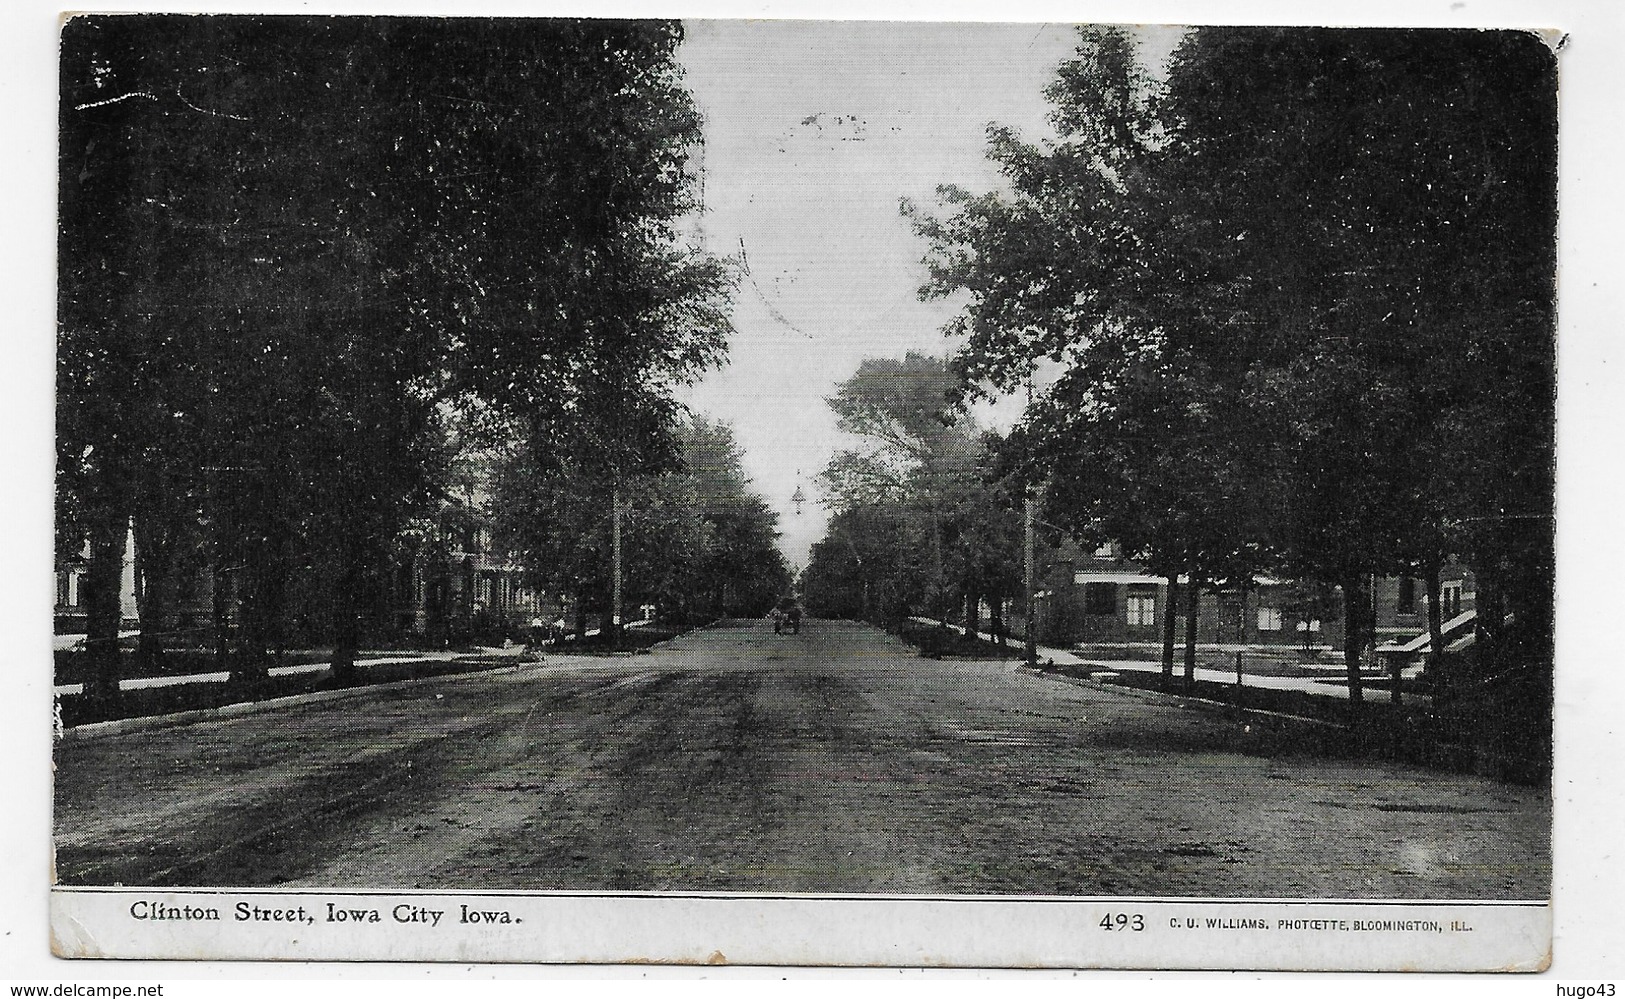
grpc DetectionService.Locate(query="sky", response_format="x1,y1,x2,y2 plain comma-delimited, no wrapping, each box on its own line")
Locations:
674,21,1182,567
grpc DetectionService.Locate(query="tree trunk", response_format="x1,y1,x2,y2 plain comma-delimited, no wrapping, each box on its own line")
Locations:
134,566,177,673
574,598,588,643
231,546,273,684
1182,575,1199,690
232,582,270,682
1388,573,1404,703
329,552,363,684
610,486,623,650
1161,575,1179,679
82,515,129,703
1342,574,1366,706
1508,521,1556,673
1237,583,1251,644
261,548,291,662
1424,560,1445,679
1475,562,1506,673
132,508,179,675
460,556,477,646
990,595,1005,646
211,553,231,665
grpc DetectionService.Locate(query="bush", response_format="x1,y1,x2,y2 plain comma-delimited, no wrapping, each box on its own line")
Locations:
896,619,1022,659
1082,667,1546,785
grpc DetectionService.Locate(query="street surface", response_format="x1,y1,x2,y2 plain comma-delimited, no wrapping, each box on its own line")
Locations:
54,620,1548,898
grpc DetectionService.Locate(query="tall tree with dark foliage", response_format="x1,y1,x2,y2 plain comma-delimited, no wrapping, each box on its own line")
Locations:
58,17,732,692
909,26,1556,712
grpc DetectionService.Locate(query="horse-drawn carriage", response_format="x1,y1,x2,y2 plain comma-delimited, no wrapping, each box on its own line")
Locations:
771,596,802,635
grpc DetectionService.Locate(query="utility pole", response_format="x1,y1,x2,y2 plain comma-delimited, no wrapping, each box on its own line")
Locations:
1024,488,1037,668
1023,377,1039,669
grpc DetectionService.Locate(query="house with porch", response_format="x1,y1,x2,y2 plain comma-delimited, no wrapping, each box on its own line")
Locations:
1031,537,1477,658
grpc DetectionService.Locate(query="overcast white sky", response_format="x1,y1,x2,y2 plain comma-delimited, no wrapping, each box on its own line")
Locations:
676,22,1182,566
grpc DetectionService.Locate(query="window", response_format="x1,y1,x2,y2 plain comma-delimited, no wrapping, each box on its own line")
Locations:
1127,593,1156,626
1258,606,1284,631
1093,541,1117,558
1442,580,1463,619
1084,582,1118,616
1396,577,1417,615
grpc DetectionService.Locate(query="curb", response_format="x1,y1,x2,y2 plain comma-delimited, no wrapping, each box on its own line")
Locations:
57,663,527,743
645,619,721,650
1024,665,1347,731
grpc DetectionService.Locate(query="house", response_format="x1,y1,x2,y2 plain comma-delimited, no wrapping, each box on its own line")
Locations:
1371,564,1479,663
52,528,140,636
390,505,548,646
54,497,544,651
1030,537,1477,657
1030,538,1339,648
1370,565,1476,642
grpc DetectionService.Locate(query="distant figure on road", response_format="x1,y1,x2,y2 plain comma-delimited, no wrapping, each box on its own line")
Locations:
773,596,802,635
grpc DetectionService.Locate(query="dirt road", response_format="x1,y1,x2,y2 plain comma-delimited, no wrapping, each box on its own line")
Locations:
53,620,1549,898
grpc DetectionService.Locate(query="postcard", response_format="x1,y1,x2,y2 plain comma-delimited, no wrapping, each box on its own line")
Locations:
49,13,1558,970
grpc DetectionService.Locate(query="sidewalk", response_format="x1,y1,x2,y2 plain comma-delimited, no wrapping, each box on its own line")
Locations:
908,617,1426,703
52,619,654,698
52,630,139,652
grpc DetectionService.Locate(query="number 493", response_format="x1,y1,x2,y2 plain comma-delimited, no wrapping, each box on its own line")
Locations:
1099,913,1145,931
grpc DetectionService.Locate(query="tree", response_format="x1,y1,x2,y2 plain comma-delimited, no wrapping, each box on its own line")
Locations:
674,419,793,618
803,502,928,624
1147,28,1557,702
937,443,1027,643
60,16,457,683
907,27,1274,682
814,353,1023,628
819,353,958,620
907,25,1557,709
59,17,735,684
901,27,1162,400
493,415,789,630
1001,357,1275,683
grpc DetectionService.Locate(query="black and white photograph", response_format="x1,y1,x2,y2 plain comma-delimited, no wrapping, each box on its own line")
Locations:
12,0,1620,978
